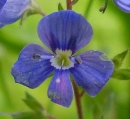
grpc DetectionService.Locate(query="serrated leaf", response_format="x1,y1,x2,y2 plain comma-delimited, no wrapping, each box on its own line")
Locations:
112,69,130,80
58,3,64,11
112,49,129,69
23,92,44,113
12,112,44,119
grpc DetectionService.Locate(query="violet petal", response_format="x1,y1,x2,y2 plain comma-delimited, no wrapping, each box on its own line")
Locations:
70,50,114,96
48,69,73,107
11,44,55,88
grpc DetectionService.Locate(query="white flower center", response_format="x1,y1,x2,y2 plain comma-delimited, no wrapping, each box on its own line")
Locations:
50,49,74,70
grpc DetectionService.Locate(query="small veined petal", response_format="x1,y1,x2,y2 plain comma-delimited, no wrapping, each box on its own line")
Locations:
114,0,130,13
38,10,93,54
69,50,114,96
11,44,55,88
48,70,73,107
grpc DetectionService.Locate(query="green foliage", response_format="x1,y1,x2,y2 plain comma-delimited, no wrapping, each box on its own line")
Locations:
23,92,44,113
112,49,130,80
0,93,57,119
112,49,129,69
12,112,44,119
58,3,64,11
112,69,130,80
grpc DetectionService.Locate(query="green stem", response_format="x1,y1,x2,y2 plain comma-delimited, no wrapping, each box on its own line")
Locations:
72,80,83,119
0,59,13,108
84,0,94,18
39,11,46,16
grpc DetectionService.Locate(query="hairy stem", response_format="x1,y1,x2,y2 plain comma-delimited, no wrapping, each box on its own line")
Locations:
79,90,85,98
39,11,46,16
66,0,72,10
72,80,83,119
72,0,79,5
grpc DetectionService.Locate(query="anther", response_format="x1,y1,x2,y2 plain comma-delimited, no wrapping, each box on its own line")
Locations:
75,56,82,64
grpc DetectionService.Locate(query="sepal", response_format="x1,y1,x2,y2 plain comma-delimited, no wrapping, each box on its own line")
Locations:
20,0,45,25
112,49,129,69
112,49,130,80
58,3,64,11
112,69,130,80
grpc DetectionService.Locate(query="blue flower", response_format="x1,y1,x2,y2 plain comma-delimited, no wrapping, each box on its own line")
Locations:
0,0,41,28
114,0,130,13
11,10,114,107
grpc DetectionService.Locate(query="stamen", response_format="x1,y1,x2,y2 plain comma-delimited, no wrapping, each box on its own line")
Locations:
50,49,74,70
75,56,82,64
61,60,64,67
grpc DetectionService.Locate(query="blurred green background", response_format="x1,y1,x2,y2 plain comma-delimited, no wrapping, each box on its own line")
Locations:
0,0,130,119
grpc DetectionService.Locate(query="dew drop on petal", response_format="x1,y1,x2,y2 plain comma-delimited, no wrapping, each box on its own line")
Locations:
99,54,111,61
32,54,41,59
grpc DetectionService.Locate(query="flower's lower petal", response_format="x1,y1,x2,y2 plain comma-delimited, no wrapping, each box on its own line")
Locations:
114,0,130,13
48,70,73,107
38,10,93,54
70,50,114,96
0,0,30,25
11,44,55,88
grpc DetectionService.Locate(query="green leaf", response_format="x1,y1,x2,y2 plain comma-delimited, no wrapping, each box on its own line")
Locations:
12,112,44,119
23,93,57,119
112,69,130,80
58,3,64,11
23,92,44,113
112,49,129,69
